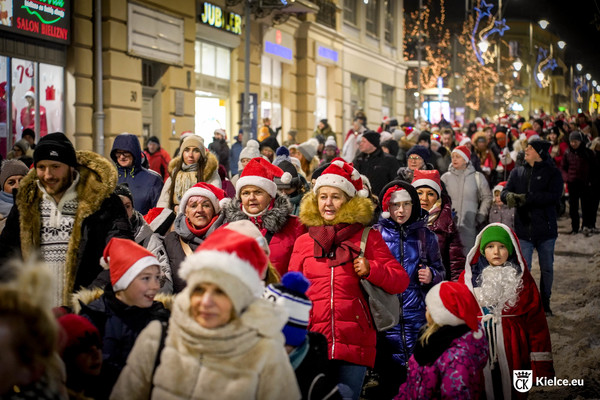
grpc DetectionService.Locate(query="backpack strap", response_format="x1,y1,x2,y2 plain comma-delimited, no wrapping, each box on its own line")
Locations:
359,227,371,257
150,320,169,395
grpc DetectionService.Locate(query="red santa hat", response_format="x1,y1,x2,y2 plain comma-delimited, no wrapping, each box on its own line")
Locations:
380,185,412,219
143,207,176,236
521,129,540,143
412,169,442,198
493,181,507,194
178,182,228,215
313,157,368,198
236,157,291,198
426,281,482,337
179,228,268,313
101,238,160,292
452,145,471,163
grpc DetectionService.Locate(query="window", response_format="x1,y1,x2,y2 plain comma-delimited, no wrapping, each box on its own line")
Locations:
195,41,230,80
315,65,328,127
384,0,394,44
382,84,394,119
261,55,282,134
366,0,379,36
350,74,366,119
343,0,357,25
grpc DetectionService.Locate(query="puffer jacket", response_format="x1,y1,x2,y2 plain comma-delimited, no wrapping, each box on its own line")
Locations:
427,193,465,281
441,164,492,253
374,182,445,367
144,146,171,181
223,195,306,277
110,134,163,215
562,144,595,184
289,193,409,368
396,325,488,400
76,286,170,400
501,157,563,242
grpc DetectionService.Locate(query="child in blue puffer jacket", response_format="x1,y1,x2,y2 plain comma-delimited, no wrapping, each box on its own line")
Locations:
370,180,445,399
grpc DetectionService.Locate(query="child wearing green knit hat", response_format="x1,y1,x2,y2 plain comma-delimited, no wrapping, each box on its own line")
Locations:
479,225,514,266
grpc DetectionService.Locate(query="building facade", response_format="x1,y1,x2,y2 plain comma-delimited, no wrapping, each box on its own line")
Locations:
1,0,409,157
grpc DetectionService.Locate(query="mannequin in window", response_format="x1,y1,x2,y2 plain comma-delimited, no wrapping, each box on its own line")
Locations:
20,90,48,138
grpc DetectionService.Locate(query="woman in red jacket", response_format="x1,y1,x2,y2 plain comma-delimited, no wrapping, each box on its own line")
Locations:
289,158,409,400
223,157,306,277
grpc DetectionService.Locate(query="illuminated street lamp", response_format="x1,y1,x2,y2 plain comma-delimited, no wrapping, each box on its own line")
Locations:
576,64,583,72
557,41,566,50
586,73,592,81
513,71,519,78
593,80,598,87
478,40,490,53
538,20,549,29
537,72,545,82
513,58,523,71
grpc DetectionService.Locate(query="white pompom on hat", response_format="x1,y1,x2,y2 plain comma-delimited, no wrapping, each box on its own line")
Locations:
101,238,160,292
178,182,229,215
235,157,292,198
426,281,482,338
493,181,507,194
313,157,368,198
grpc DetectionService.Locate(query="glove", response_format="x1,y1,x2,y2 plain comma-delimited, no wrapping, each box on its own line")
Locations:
506,192,518,208
514,193,527,207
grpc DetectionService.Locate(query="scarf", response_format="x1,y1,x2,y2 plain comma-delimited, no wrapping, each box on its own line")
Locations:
170,292,262,358
185,214,219,238
307,223,363,267
173,213,205,248
427,199,442,225
173,163,199,205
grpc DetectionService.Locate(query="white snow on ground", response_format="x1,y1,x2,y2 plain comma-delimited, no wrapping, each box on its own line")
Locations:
529,214,600,399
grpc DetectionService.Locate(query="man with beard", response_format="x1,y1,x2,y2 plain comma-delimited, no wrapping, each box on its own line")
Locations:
0,132,132,306
459,223,554,400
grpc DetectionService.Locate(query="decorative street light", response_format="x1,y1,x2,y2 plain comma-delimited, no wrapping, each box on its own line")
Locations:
557,41,566,49
576,64,583,72
478,40,490,53
538,20,549,29
593,80,598,87
537,72,545,82
512,58,523,72
586,73,592,81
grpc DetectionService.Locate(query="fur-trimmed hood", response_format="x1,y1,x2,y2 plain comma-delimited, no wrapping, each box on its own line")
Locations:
71,287,174,314
299,191,375,227
223,194,293,233
167,152,219,182
16,150,118,304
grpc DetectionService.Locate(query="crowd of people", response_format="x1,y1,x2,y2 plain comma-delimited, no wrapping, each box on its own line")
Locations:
0,108,598,399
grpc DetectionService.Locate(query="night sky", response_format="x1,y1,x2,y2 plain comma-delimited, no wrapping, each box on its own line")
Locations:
404,0,600,81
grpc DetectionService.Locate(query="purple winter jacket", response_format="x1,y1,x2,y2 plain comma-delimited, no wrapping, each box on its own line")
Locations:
428,193,465,281
395,326,488,400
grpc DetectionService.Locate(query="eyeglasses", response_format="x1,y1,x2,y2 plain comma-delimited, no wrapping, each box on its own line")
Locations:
114,151,133,158
408,156,422,161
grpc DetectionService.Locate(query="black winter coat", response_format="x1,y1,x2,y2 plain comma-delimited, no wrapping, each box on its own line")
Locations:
80,286,170,400
501,157,563,242
354,148,400,197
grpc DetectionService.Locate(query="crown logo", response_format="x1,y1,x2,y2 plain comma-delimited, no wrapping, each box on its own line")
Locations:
516,371,531,379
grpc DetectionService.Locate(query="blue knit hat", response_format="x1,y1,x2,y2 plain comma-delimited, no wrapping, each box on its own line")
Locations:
263,272,312,346
406,145,431,161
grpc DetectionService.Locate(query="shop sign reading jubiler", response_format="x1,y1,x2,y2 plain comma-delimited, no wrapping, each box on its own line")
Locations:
199,2,241,35
0,0,71,44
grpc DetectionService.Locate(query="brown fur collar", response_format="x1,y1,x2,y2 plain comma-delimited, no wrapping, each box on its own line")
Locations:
299,192,374,227
16,151,117,304
167,152,219,182
223,195,293,233
71,287,174,313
